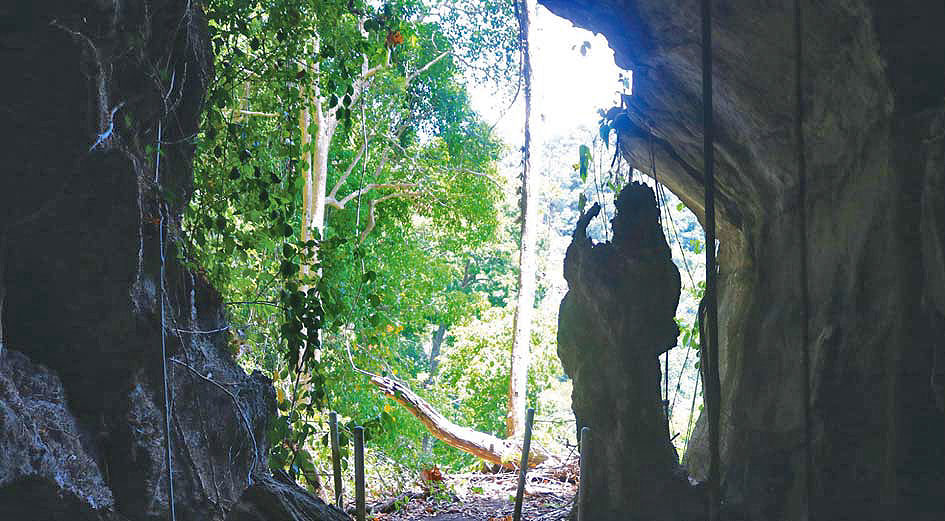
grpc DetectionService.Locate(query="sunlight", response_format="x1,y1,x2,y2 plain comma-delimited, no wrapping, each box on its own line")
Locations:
469,4,629,145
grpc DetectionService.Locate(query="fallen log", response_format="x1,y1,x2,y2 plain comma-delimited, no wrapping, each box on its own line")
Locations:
369,375,551,469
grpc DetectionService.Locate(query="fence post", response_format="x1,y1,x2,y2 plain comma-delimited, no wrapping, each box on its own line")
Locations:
353,426,366,521
578,426,590,521
513,407,535,521
329,411,343,508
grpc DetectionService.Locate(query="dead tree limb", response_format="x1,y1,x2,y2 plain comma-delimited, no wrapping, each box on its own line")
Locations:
369,375,551,469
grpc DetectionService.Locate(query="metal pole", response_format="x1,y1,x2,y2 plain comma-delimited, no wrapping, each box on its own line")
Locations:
354,427,367,521
353,426,366,521
577,426,590,521
701,0,722,519
329,412,343,508
513,408,535,521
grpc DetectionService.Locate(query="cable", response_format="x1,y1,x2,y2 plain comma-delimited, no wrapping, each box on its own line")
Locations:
682,365,702,457
155,68,179,521
794,0,813,517
159,201,177,521
700,0,722,519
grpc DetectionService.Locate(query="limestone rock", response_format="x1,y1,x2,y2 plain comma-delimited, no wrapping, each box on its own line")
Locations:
541,0,945,519
558,183,702,521
0,1,348,519
0,350,120,521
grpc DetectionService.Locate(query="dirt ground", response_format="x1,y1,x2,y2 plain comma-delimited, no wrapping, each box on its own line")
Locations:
365,462,576,521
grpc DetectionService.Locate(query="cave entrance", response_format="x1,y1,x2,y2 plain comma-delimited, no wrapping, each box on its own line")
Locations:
466,2,708,461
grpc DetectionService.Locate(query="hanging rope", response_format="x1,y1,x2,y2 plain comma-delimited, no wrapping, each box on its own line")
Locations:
794,0,814,517
644,128,702,426
683,363,703,456
647,133,671,415
158,167,177,521
700,0,722,519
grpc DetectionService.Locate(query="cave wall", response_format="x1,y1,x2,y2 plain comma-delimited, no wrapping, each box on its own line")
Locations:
0,2,346,520
539,1,945,520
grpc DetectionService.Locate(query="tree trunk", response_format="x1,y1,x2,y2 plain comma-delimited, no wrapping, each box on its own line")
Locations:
425,323,448,387
422,323,448,456
370,375,551,469
299,38,337,248
508,0,539,438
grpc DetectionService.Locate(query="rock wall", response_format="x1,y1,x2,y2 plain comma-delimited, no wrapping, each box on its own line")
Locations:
540,1,945,520
0,2,347,520
558,184,703,520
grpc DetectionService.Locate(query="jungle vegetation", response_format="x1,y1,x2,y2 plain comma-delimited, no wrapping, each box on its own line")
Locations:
184,0,706,499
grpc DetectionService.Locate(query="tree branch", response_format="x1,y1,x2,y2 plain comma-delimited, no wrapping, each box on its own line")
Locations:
359,190,421,244
328,180,416,211
370,375,551,468
407,51,450,85
327,139,372,201
236,109,278,118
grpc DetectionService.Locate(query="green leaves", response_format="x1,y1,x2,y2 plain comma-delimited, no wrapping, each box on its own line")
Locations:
186,0,518,483
599,123,611,147
578,145,591,182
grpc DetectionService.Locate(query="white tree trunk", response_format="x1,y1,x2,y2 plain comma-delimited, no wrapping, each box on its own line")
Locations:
310,123,334,237
298,47,337,247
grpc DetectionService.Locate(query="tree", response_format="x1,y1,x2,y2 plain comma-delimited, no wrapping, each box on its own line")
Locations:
186,0,523,483
507,0,540,438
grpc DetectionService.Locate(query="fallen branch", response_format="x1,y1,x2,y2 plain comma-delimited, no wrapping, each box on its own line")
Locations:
369,375,552,469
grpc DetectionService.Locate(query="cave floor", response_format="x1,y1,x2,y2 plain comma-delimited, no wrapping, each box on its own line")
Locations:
366,463,575,520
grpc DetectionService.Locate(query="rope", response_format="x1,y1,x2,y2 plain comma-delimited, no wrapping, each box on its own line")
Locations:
794,0,814,517
647,130,700,423
355,78,369,233
670,334,695,413
700,0,722,519
155,68,178,521
683,364,702,456
647,134,671,415
158,198,177,521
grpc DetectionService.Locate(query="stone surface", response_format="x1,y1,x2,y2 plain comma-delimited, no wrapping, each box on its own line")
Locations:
0,1,346,520
541,0,945,520
558,183,702,521
0,350,120,521
224,471,350,521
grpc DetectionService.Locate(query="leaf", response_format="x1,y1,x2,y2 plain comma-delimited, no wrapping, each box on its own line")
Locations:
578,193,586,214
578,145,591,182
599,124,611,147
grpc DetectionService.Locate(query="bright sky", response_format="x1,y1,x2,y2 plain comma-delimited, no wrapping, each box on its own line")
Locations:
469,4,629,145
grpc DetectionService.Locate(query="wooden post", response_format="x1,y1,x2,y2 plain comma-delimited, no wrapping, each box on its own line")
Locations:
354,426,366,521
329,412,343,508
578,426,590,521
513,408,535,521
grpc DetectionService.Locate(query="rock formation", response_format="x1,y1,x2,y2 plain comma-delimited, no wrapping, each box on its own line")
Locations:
558,183,703,521
0,2,347,520
542,0,945,520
